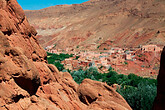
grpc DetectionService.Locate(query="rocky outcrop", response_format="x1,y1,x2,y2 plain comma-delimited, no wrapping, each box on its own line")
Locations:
78,79,131,110
0,0,131,109
153,47,165,110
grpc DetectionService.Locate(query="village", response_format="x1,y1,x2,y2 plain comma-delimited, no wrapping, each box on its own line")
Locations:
46,45,162,78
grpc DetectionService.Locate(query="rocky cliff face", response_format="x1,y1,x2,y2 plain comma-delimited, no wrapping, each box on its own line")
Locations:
0,0,132,110
153,47,165,110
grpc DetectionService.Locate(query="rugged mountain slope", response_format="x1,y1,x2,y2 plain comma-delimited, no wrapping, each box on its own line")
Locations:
0,0,131,109
25,0,165,50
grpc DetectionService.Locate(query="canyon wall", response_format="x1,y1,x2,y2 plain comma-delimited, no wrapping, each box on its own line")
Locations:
0,0,131,110
153,47,165,110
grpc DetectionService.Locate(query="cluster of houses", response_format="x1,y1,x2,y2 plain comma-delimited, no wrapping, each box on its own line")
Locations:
141,45,161,52
46,44,162,73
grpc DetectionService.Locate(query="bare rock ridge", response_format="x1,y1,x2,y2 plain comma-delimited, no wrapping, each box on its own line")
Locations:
0,0,132,110
153,46,165,110
25,0,165,50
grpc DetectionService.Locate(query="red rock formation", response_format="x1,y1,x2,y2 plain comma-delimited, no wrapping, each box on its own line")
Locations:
0,0,131,109
78,79,131,110
25,0,165,50
153,47,165,110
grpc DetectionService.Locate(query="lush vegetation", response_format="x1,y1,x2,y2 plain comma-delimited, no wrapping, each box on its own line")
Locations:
118,82,156,110
47,52,157,110
70,67,102,84
70,67,157,110
47,52,73,71
74,56,80,60
47,52,73,62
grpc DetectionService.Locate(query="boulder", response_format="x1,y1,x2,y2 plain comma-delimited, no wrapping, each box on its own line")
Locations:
78,79,132,110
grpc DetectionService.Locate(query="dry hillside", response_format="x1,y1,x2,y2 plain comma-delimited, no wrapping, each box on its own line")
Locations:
25,0,165,50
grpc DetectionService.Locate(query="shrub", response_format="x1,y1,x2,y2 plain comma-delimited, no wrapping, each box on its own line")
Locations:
97,45,101,49
75,56,80,59
124,61,128,65
117,81,157,110
102,70,118,85
108,66,113,71
54,61,64,71
71,70,86,84
137,55,142,57
127,73,143,87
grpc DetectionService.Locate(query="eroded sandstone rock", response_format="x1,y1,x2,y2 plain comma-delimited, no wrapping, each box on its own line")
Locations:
153,47,165,110
78,79,132,110
0,0,132,110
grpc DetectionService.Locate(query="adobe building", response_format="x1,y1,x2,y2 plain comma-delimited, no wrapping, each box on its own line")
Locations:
142,45,161,52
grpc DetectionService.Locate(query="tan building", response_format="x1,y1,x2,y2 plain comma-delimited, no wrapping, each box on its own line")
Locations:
110,54,125,65
126,54,132,60
142,45,161,52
